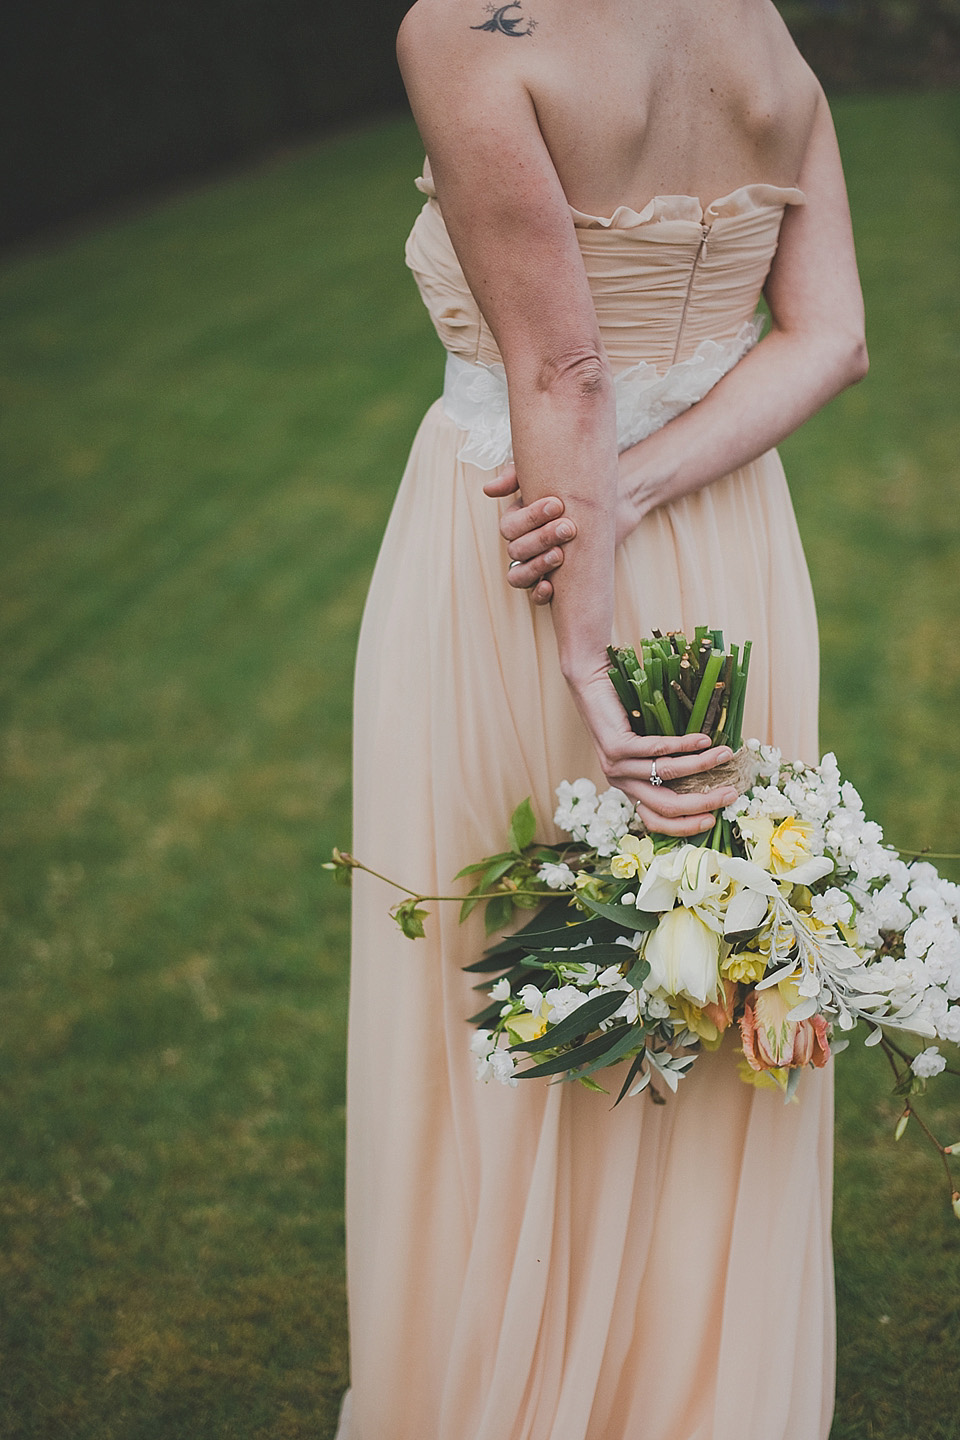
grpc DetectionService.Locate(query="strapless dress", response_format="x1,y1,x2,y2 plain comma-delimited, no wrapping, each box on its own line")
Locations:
341,172,834,1440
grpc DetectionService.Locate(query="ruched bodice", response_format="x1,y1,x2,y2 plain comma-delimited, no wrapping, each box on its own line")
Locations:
405,172,804,372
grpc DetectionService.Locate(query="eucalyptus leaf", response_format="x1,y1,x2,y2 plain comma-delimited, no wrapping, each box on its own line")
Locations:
624,957,651,990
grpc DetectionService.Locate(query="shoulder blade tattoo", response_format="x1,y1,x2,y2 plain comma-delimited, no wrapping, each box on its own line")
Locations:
471,2,537,37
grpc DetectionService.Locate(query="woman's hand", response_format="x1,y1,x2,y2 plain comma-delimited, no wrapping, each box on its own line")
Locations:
564,664,740,837
484,462,642,604
483,464,574,604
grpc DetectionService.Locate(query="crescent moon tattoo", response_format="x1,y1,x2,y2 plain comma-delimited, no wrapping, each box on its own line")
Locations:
471,2,538,37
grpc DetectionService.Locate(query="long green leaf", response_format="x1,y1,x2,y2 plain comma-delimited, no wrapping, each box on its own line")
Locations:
578,1023,645,1078
578,893,658,930
478,899,576,958
613,1051,647,1106
511,989,626,1055
517,941,635,970
453,851,514,880
517,1027,626,1079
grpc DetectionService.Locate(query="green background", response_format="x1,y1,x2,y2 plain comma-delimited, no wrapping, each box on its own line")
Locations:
1,91,959,1437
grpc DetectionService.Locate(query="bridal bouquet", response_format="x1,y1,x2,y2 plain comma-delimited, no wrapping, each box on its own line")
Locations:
330,627,960,1211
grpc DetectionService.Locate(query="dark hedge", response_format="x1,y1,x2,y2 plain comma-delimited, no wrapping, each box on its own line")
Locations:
1,0,411,247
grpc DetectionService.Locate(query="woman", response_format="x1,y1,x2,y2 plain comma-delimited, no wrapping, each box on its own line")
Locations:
342,0,867,1435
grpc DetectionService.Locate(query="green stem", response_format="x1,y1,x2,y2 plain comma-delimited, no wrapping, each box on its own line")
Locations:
343,856,555,906
686,650,724,734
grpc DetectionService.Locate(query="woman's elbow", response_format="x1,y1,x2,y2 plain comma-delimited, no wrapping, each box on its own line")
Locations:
843,333,869,386
819,327,868,394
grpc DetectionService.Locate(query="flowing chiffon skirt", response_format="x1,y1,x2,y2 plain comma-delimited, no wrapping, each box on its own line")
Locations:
342,397,835,1440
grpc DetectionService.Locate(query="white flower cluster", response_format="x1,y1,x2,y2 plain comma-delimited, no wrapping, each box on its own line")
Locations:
552,778,634,857
727,744,960,1048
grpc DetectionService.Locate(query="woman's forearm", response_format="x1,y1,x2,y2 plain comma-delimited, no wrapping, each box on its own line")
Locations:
617,323,868,533
507,351,620,682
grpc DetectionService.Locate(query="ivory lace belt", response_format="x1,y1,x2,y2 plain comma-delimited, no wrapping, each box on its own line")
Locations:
441,316,763,470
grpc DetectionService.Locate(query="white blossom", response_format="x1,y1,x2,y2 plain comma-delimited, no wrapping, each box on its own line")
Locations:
811,887,854,928
488,1047,519,1087
911,1046,946,1079
537,860,576,890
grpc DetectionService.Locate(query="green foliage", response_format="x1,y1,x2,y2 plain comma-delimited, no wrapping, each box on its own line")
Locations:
507,797,537,854
0,94,957,1436
391,899,428,940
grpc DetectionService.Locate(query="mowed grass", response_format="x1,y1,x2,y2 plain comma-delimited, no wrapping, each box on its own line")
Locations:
0,93,958,1438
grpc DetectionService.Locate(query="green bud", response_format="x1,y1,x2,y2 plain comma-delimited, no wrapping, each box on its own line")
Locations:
894,1111,910,1141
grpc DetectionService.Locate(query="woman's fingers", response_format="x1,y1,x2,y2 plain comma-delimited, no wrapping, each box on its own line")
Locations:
507,517,577,565
619,779,739,819
501,496,572,547
633,802,719,837
482,462,520,498
607,744,734,784
506,547,565,590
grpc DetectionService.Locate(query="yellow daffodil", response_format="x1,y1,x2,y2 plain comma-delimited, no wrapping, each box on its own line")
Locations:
769,816,814,874
721,948,768,984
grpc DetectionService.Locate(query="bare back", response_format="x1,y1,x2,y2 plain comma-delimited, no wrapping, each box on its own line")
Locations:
407,0,820,216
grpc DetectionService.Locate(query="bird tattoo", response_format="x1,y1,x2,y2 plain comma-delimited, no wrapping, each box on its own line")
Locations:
471,3,538,37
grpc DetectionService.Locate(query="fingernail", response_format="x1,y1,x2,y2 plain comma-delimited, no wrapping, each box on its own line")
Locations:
700,818,713,831
556,522,574,540
718,747,733,761
723,789,738,803
544,499,562,518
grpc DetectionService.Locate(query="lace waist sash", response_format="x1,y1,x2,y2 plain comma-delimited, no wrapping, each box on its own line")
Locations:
441,317,763,470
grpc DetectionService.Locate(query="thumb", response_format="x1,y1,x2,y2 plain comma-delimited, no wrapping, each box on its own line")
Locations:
482,462,519,498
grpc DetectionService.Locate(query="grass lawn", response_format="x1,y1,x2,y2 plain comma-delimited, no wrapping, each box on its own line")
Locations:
1,92,959,1438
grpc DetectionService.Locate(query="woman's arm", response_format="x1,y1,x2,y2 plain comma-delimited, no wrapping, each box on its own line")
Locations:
494,87,868,601
397,2,736,834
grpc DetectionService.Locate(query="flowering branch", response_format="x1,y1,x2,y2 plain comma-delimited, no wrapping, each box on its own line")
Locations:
879,1036,959,1216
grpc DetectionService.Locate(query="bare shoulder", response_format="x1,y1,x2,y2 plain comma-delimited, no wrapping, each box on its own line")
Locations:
756,0,824,110
398,0,541,79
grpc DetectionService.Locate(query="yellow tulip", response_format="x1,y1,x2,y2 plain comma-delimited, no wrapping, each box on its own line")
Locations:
645,906,721,1006
506,1010,547,1044
610,834,654,881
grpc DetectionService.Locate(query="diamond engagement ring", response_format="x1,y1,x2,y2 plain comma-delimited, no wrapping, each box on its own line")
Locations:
649,759,663,787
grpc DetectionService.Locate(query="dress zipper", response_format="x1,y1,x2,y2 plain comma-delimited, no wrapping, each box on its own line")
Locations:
671,223,710,365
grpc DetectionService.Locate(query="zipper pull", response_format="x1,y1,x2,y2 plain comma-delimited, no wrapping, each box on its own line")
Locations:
698,224,709,262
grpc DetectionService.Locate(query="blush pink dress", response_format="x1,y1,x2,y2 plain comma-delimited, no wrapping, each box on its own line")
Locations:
340,174,834,1440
